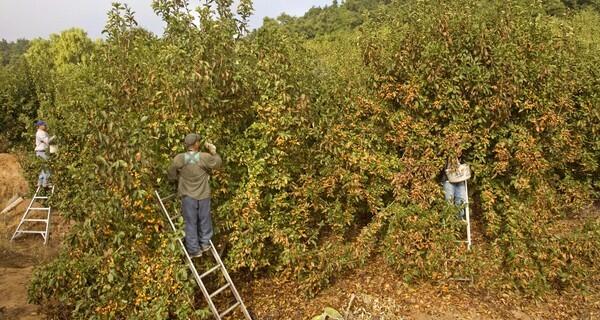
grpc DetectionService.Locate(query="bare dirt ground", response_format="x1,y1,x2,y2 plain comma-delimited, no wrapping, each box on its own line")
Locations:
0,152,598,320
0,153,68,320
241,254,600,319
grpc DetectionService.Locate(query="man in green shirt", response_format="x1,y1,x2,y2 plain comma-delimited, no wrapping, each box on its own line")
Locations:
168,133,222,257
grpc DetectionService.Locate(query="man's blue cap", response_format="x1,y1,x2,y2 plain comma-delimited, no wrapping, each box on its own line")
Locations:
35,120,46,126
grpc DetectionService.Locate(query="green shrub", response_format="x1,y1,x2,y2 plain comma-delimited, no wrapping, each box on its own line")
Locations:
361,0,599,293
24,0,600,317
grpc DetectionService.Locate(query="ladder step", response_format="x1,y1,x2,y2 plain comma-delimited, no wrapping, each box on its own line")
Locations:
23,219,49,222
210,283,231,298
450,277,473,282
200,265,221,279
29,207,50,211
34,196,49,199
219,301,240,318
160,194,176,201
16,230,46,234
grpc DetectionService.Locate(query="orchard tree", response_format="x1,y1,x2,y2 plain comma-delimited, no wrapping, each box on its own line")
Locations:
23,0,600,318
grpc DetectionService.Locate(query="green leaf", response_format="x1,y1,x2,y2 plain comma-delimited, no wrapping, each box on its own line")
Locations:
323,307,343,320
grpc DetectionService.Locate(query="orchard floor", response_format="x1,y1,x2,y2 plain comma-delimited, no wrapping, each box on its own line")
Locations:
0,152,599,320
0,153,70,320
241,254,599,320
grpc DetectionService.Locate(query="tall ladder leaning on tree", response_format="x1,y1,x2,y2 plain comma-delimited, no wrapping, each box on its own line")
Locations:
155,191,253,320
11,185,55,245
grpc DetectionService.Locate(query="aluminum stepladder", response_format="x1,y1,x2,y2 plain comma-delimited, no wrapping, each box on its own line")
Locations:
11,185,54,244
155,191,253,320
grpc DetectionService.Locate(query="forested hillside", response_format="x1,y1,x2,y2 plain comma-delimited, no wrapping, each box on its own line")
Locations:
262,0,390,38
0,0,598,319
262,0,600,38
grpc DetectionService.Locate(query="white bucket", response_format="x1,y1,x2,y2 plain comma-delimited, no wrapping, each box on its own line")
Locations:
49,145,58,154
446,163,471,183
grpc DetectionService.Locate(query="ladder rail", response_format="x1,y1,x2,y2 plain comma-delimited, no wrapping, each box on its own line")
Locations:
464,180,471,250
207,239,253,320
44,186,53,244
11,186,40,241
155,191,221,319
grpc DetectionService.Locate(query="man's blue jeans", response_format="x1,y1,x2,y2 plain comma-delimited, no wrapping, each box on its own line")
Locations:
36,151,50,187
443,180,467,220
181,196,213,255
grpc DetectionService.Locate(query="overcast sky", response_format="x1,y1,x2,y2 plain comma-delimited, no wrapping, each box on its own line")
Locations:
0,0,333,41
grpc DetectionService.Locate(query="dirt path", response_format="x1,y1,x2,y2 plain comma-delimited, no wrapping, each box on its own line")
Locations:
0,226,65,320
0,153,64,320
0,266,38,320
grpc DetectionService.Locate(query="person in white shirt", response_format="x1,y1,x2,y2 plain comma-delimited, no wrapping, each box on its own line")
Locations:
439,143,471,220
35,120,54,188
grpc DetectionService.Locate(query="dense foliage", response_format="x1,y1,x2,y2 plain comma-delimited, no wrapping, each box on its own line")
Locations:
0,39,35,150
0,0,596,318
263,0,391,39
0,30,94,151
360,0,600,293
0,39,30,65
